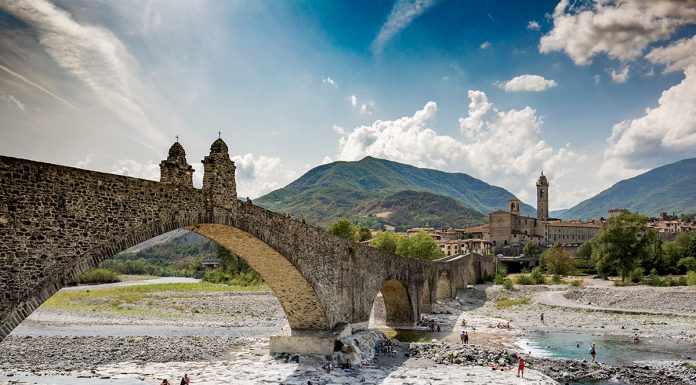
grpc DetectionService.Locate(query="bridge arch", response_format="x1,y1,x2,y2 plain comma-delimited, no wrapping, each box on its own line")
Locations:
374,279,414,326
1,218,330,339
436,271,452,300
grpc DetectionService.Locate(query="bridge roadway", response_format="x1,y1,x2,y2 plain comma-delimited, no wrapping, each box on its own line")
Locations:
0,139,494,352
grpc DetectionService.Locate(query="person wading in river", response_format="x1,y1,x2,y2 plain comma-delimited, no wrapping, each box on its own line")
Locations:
180,374,190,385
590,343,597,363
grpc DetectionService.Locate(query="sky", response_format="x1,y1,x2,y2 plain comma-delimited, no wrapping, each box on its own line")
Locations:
1,0,696,210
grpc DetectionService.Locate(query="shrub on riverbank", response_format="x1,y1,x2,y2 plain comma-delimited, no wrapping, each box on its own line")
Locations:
688,271,696,286
75,268,120,284
502,278,515,290
203,268,264,287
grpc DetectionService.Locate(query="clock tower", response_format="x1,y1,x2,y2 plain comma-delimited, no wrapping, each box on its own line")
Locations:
536,171,549,221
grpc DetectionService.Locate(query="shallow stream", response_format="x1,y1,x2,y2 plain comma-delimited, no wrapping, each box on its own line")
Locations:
518,331,695,366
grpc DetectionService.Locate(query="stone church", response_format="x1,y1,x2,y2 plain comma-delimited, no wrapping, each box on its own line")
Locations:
488,172,600,249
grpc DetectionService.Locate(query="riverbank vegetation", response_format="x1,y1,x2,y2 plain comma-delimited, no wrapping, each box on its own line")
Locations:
74,268,121,284
42,281,269,316
583,212,696,285
201,245,265,286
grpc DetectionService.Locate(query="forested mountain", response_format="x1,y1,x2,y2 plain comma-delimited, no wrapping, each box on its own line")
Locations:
255,156,533,227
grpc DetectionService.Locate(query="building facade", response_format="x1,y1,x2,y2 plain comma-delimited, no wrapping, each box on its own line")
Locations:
484,172,600,252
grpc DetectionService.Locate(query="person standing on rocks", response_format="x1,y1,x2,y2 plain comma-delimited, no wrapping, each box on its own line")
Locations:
590,343,597,363
540,313,545,324
517,355,526,378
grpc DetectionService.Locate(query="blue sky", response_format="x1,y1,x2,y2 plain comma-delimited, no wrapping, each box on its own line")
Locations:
1,0,696,211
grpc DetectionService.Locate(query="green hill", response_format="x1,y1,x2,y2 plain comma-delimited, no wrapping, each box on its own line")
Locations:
559,158,696,220
358,190,486,231
255,156,533,227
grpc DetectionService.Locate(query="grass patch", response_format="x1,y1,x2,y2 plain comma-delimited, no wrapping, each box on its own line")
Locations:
379,328,432,343
117,274,159,282
495,297,530,309
41,281,269,316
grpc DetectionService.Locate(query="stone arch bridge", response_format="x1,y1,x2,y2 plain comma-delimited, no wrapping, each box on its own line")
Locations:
0,139,494,351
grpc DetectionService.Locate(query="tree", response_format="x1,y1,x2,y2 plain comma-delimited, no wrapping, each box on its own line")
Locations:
677,257,696,273
396,231,444,260
328,219,358,241
523,243,541,258
370,230,443,260
357,226,372,242
577,242,593,258
540,244,575,275
591,212,656,282
370,231,400,254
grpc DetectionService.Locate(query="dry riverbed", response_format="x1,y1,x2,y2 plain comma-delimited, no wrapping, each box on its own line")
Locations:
1,277,695,385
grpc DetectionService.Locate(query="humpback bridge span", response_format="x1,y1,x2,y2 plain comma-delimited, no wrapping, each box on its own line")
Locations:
0,139,494,350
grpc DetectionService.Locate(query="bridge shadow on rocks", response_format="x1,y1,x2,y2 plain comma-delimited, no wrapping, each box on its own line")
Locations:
0,139,495,353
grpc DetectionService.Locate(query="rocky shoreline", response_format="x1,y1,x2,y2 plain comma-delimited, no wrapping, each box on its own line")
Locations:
407,342,696,385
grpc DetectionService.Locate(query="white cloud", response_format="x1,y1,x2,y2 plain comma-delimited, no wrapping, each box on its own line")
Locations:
231,153,296,199
539,0,696,65
601,64,696,180
646,35,696,74
480,41,491,49
0,63,76,110
527,20,540,31
593,74,601,84
351,95,374,115
75,154,93,169
322,76,337,87
335,91,583,208
332,125,345,135
496,74,558,92
610,66,630,84
0,0,168,149
371,0,438,56
0,91,25,111
111,159,160,181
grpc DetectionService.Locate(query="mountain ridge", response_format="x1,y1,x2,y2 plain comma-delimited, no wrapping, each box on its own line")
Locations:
557,158,696,219
255,156,534,227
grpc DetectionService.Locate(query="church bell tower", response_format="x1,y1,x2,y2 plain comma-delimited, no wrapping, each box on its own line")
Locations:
536,171,549,221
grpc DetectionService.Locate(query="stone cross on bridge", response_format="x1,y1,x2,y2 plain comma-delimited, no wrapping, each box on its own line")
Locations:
0,139,494,353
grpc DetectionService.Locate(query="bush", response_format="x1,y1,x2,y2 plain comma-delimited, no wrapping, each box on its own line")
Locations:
570,280,583,287
628,267,645,283
515,274,534,285
573,258,597,275
203,268,264,287
502,278,515,290
530,267,546,284
687,271,696,286
551,274,563,284
541,245,575,275
75,268,120,284
493,273,506,285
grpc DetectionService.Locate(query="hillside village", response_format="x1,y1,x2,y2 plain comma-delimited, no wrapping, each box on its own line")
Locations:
378,171,695,261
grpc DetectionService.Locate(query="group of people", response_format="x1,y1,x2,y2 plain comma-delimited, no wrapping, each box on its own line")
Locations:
459,330,469,345
417,316,441,332
375,339,395,354
160,374,189,385
494,321,511,329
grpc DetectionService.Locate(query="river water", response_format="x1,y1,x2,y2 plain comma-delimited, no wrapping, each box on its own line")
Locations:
518,331,695,366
